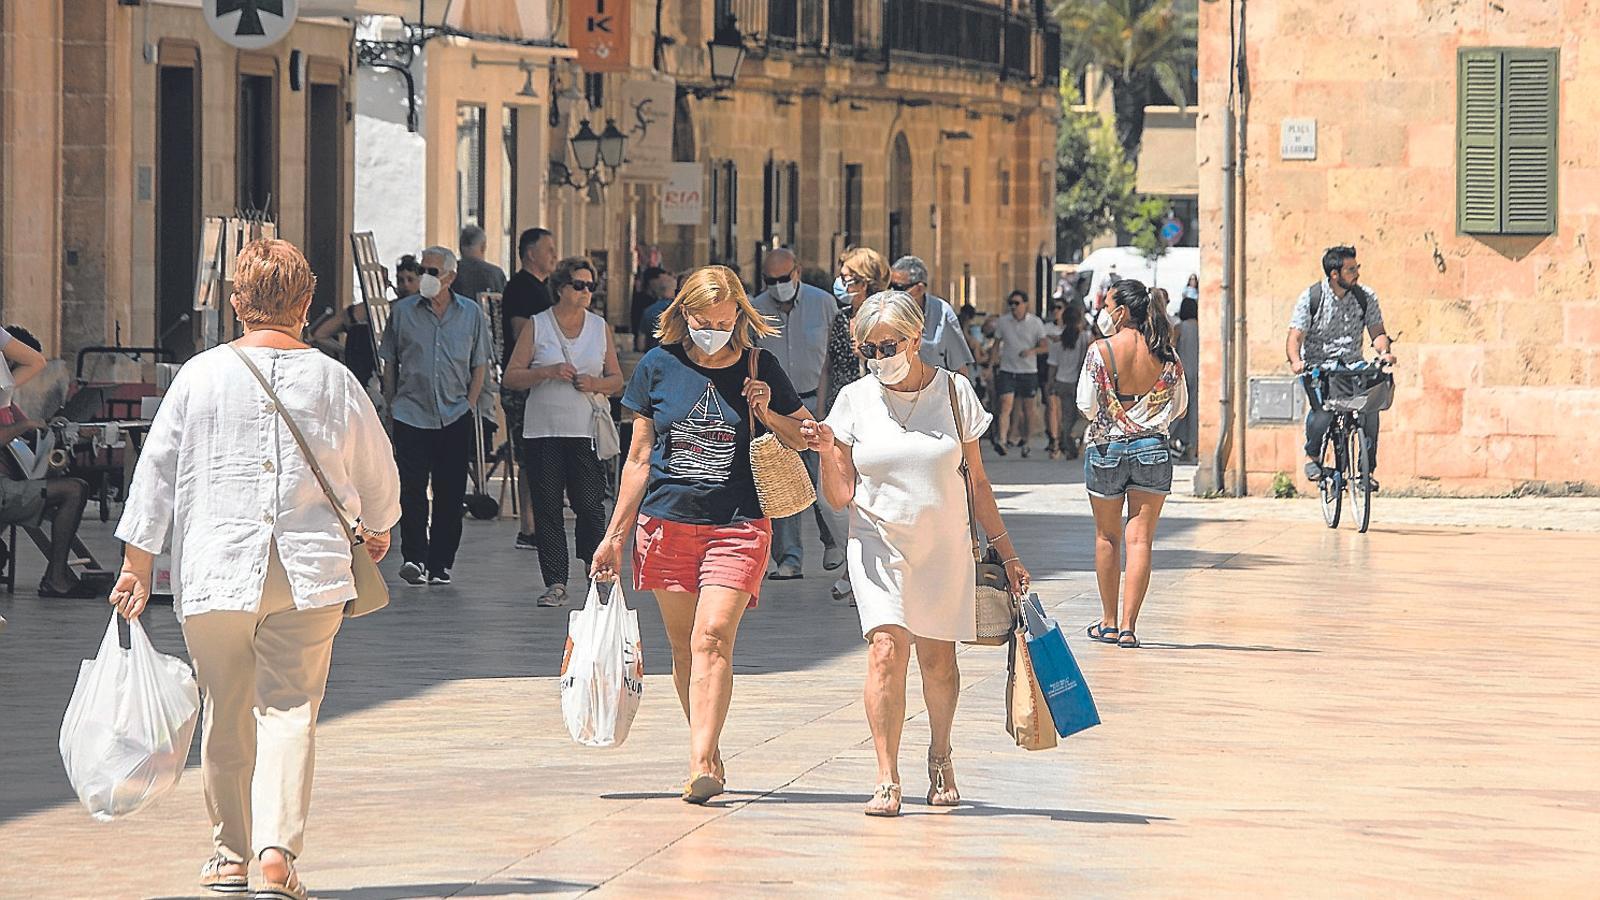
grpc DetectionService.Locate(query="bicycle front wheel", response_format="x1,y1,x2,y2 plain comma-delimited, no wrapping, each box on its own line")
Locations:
1349,426,1372,533
1319,437,1342,529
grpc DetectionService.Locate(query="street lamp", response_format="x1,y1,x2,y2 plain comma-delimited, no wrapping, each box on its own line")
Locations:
570,120,602,172
708,15,746,85
598,119,627,169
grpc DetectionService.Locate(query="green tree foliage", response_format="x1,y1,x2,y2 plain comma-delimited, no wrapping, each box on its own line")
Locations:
1127,196,1172,263
1054,0,1197,166
1055,83,1137,261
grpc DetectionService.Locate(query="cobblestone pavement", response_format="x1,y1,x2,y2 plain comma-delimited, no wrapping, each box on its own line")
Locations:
1,455,1596,897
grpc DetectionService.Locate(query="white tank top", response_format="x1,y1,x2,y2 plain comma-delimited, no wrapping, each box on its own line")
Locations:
523,309,608,440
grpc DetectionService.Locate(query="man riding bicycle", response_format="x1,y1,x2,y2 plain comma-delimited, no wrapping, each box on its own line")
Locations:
1286,245,1397,489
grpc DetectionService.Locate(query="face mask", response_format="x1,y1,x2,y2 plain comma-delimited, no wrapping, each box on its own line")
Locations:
967,325,983,339
867,351,912,385
832,277,851,306
689,326,733,355
770,279,798,303
1183,286,1199,300
1096,307,1119,335
418,273,442,298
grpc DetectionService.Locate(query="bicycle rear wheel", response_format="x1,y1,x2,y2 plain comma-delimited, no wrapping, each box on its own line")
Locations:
1349,426,1372,533
1319,432,1342,529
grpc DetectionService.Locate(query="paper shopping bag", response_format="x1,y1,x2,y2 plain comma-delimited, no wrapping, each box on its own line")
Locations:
1022,594,1101,738
1005,624,1058,751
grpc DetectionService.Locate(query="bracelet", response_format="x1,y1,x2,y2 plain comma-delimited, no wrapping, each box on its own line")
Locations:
363,527,390,538
988,529,1009,544
1001,556,1020,565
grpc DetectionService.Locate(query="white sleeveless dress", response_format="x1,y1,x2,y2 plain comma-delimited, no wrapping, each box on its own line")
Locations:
823,372,993,642
523,309,608,440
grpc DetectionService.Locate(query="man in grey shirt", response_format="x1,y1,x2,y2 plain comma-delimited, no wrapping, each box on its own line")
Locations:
379,246,492,586
454,225,508,436
890,256,975,376
751,248,841,580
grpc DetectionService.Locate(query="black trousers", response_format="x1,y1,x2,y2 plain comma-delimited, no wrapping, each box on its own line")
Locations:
1301,374,1380,470
394,415,473,572
526,437,608,587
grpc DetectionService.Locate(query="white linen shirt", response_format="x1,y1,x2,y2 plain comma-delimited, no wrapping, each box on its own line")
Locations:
116,345,401,621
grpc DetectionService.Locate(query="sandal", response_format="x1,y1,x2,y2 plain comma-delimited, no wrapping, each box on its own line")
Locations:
252,869,307,900
864,782,902,817
536,584,567,608
926,751,961,807
1117,630,1140,649
1087,622,1119,642
1303,460,1325,482
199,857,248,894
681,771,725,805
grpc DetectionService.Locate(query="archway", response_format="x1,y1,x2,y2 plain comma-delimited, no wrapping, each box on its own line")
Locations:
888,132,913,263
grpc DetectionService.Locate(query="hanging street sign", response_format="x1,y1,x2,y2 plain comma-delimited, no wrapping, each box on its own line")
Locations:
206,0,299,50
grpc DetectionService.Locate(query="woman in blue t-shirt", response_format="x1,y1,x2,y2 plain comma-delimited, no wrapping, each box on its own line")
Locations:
592,265,809,805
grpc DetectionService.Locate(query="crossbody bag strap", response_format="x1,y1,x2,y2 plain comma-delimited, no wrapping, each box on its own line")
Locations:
227,345,360,543
747,349,768,438
548,311,610,415
1099,338,1119,394
946,371,982,561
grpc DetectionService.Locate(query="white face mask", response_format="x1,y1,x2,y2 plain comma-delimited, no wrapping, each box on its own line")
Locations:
868,350,912,385
770,279,798,303
1096,307,1119,335
418,273,442,299
689,327,734,355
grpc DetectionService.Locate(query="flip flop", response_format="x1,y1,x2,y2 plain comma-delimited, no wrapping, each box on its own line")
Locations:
1086,622,1118,642
1117,630,1140,649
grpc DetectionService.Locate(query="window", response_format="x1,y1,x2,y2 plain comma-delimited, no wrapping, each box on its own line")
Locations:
962,167,972,205
1457,47,1558,235
502,107,520,268
456,104,486,234
763,159,799,251
999,169,1011,206
843,163,863,248
711,159,738,265
237,71,276,217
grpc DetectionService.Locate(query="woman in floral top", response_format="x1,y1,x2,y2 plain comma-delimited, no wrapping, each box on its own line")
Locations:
1074,279,1186,649
817,246,889,605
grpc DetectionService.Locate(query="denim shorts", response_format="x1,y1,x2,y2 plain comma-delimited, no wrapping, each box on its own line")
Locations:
1084,436,1173,499
995,370,1040,398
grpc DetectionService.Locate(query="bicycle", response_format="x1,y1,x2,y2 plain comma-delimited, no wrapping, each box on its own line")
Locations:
1306,362,1394,534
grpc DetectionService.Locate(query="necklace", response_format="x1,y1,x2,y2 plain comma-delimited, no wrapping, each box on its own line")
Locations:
882,366,933,431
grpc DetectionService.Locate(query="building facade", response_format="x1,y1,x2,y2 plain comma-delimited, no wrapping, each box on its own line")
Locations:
1196,0,1600,496
0,0,357,359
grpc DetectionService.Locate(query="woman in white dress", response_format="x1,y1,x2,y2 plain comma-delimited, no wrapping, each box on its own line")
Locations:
801,291,1032,817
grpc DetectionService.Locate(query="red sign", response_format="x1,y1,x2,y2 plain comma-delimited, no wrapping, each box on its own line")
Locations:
569,0,630,73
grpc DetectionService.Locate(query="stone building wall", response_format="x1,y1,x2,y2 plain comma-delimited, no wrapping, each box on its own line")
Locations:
1197,0,1600,496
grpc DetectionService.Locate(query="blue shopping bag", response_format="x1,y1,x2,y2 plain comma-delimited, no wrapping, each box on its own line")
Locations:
1021,595,1101,738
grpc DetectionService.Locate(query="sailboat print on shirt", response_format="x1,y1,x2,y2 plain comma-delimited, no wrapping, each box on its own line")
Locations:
667,381,738,482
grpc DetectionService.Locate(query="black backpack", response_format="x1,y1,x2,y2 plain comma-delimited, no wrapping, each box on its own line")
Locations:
1308,281,1369,323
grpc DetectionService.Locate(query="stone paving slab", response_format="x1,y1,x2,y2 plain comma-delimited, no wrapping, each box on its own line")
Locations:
1,455,1597,897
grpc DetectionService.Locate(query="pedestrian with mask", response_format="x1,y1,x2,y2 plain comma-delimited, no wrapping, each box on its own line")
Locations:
818,247,890,605
591,265,809,804
991,290,1050,457
1045,300,1089,459
379,247,491,586
501,227,558,549
637,267,678,352
752,248,840,580
889,256,975,377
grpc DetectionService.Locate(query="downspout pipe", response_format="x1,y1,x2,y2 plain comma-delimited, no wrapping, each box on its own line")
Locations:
1211,105,1236,494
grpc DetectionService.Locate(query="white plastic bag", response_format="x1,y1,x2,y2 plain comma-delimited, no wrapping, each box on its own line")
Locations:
59,614,200,821
559,580,643,747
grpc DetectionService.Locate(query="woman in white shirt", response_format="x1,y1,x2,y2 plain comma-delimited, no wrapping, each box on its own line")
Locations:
1075,279,1187,650
802,291,1031,817
504,256,623,608
111,239,401,900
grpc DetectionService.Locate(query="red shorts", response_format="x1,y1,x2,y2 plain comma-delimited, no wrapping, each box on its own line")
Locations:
632,514,772,605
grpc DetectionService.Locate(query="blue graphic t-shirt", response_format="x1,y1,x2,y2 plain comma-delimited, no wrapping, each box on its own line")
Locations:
622,343,804,525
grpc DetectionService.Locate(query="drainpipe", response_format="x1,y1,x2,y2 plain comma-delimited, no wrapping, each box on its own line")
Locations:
1231,0,1251,497
1211,104,1236,495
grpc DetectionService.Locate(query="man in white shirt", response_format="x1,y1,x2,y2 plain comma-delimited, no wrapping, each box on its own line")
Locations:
991,290,1050,457
752,248,842,580
890,255,975,377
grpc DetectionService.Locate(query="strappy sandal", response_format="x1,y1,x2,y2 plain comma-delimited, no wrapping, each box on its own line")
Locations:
198,856,248,894
536,584,567,608
1117,630,1140,649
1087,622,1118,642
681,771,725,805
927,751,961,807
252,868,307,900
864,782,902,817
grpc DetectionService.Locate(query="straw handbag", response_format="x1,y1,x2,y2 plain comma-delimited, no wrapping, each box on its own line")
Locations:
747,350,816,519
947,372,1017,646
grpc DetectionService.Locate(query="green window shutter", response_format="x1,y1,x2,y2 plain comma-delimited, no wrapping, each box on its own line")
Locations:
1457,49,1503,234
1500,48,1559,235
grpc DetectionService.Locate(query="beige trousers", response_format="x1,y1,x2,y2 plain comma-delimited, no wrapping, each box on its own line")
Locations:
180,545,343,862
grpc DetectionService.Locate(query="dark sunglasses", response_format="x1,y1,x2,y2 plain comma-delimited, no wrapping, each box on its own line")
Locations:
888,280,923,292
762,269,797,286
421,266,442,276
1007,299,1024,307
856,338,905,360
567,280,597,293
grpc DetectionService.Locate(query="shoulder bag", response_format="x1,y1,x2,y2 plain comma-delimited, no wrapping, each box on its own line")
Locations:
947,371,1017,646
747,350,816,519
548,313,621,460
229,345,389,618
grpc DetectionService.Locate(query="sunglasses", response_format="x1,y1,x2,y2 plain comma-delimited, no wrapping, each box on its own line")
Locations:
888,280,923,292
567,280,597,293
421,266,442,276
762,269,797,286
855,338,905,360
1007,300,1024,307
840,273,863,287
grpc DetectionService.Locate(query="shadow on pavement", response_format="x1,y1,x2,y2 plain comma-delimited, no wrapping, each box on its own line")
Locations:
597,790,1169,824
1133,641,1319,653
315,878,597,899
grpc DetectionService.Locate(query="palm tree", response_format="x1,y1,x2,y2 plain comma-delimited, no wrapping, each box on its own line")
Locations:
1054,0,1197,167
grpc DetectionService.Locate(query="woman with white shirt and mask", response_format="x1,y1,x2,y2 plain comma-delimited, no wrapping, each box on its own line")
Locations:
111,240,400,900
503,256,623,608
801,291,1031,817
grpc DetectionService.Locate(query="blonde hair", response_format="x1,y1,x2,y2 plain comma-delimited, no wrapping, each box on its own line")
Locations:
851,290,925,344
839,247,890,295
233,239,317,326
655,265,778,351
